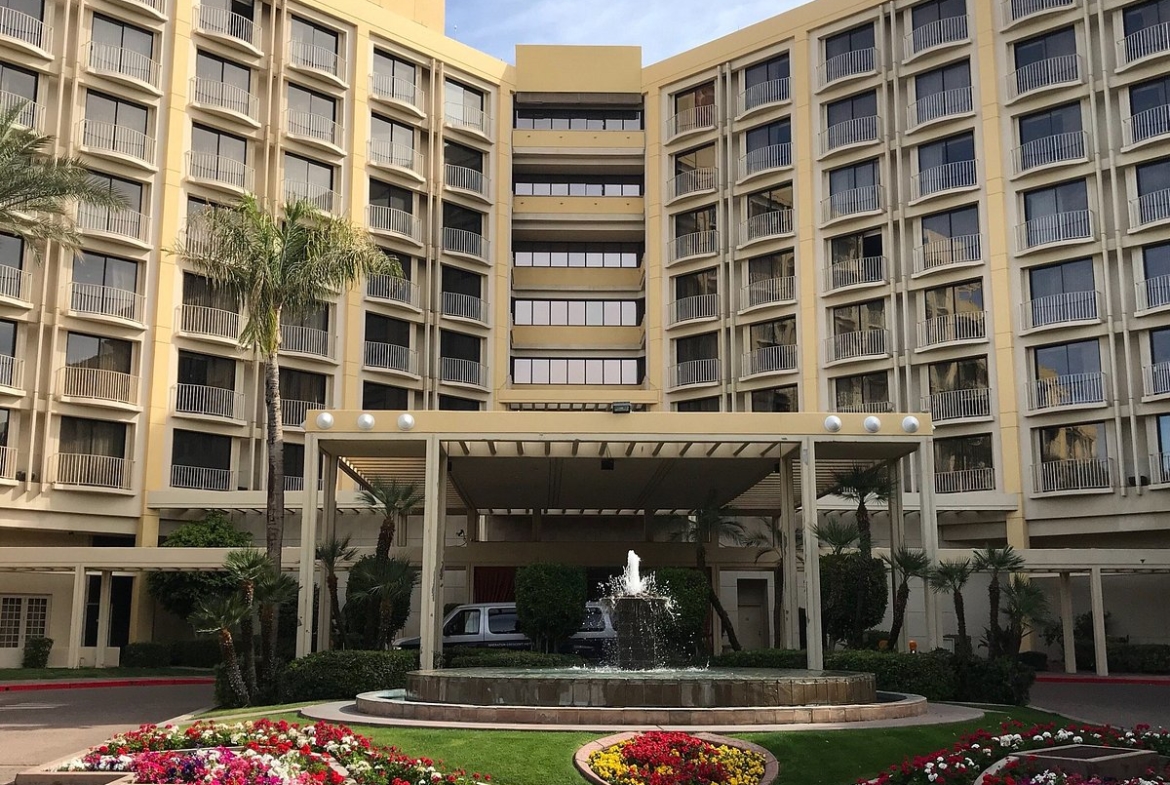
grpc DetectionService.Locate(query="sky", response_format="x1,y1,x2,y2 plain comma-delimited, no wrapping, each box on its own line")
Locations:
444,0,808,65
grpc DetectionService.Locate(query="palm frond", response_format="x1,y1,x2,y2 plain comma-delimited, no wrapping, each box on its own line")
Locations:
827,463,894,504
928,558,973,594
813,518,860,554
224,549,272,582
190,593,251,634
882,546,931,579
255,571,299,606
316,535,358,569
973,545,1027,574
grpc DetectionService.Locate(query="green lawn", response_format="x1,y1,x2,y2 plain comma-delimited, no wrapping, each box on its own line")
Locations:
0,667,212,682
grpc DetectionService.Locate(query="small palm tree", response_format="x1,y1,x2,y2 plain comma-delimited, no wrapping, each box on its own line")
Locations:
1001,576,1050,658
883,547,931,648
224,549,270,695
349,557,419,648
973,546,1027,658
360,480,424,561
316,535,357,649
671,503,748,651
930,558,974,657
813,518,860,556
828,463,893,559
191,594,251,707
254,570,298,688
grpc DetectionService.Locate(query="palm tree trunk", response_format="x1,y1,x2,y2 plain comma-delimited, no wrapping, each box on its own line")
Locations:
698,547,742,652
987,575,1002,658
772,563,784,648
239,583,257,695
218,629,249,707
953,590,969,657
374,515,394,562
263,350,285,676
327,572,343,649
888,580,910,646
259,601,280,689
378,596,393,649
856,501,872,559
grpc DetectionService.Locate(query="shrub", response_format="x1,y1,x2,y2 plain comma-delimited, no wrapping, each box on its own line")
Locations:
170,637,223,668
514,563,587,653
830,650,958,701
1017,650,1049,672
1107,643,1170,674
120,642,172,668
654,567,711,662
21,636,52,668
147,513,252,621
863,629,892,650
819,553,887,647
711,648,809,669
445,648,586,669
278,649,418,702
955,656,1036,705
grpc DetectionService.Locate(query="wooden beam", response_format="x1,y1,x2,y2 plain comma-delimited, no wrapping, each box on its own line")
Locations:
516,441,524,456
598,442,608,456
625,442,636,457
706,442,721,457
733,442,751,457
572,440,581,456
487,440,497,456
652,442,665,457
458,441,470,456
680,442,693,456
760,442,781,457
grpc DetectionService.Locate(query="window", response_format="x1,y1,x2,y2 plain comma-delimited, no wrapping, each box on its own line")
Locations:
88,170,143,214
1037,423,1109,491
0,318,14,360
513,242,641,268
825,90,877,130
916,132,975,196
91,14,153,59
929,356,988,393
1034,339,1103,406
747,252,795,284
1136,160,1170,224
674,143,716,176
0,596,48,649
439,394,480,410
1151,328,1170,395
365,313,409,346
440,329,480,362
280,368,326,405
750,317,796,349
824,23,874,60
172,429,232,489
835,371,889,411
182,272,237,311
445,79,484,122
287,83,337,127
1144,242,1170,308
283,152,333,191
178,350,235,390
828,159,880,198
922,279,984,343
744,120,791,170
445,140,482,172
373,50,415,85
743,55,790,110
676,332,718,363
1028,258,1095,326
442,266,482,299
370,180,412,213
1124,0,1170,62
190,125,248,187
673,82,714,115
1013,28,1077,94
0,234,20,299
1039,423,1106,460
513,174,642,197
444,608,480,636
1156,415,1170,478
487,607,518,634
675,205,716,237
71,252,138,319
674,268,717,300
363,381,408,410
84,92,149,155
60,416,126,459
914,61,972,123
196,51,251,93
747,185,793,218
1022,179,1089,245
65,332,132,374
443,202,482,235
0,61,37,125
511,358,643,385
0,0,43,23
676,396,720,412
1017,103,1083,169
290,16,339,58
513,299,640,326
920,205,980,263
751,386,797,412
934,434,994,492
911,0,966,31
829,230,883,289
833,299,886,335
513,105,643,131
281,302,328,332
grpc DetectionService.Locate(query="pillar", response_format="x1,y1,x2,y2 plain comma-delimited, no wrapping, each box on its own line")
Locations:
1090,567,1108,676
316,454,339,652
889,459,907,652
419,435,445,670
94,571,112,668
1059,571,1076,674
779,456,799,649
67,565,86,668
295,434,320,658
801,439,824,669
919,439,941,650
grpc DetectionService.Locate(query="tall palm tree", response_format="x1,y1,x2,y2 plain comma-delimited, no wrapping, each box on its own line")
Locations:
746,518,792,648
349,557,419,648
254,570,298,688
930,558,974,657
224,549,270,695
813,518,860,556
360,480,424,561
190,594,251,707
828,463,893,560
1001,575,1050,657
974,545,1027,658
671,504,748,651
883,547,931,648
316,535,357,649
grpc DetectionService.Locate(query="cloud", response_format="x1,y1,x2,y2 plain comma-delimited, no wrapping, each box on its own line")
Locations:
445,0,807,64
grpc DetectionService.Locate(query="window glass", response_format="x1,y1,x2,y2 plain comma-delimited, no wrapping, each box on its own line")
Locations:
824,23,874,60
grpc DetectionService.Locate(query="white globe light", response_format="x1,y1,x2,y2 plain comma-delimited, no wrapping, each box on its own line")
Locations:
863,416,882,433
823,415,842,433
397,413,416,431
356,413,376,431
902,416,921,434
314,412,334,430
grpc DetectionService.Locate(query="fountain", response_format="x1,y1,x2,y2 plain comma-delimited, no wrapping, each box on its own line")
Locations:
602,551,670,670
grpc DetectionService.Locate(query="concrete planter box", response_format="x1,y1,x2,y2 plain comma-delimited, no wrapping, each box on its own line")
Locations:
975,745,1168,785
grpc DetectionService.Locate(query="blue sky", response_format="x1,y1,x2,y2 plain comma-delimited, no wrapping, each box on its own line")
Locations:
445,0,808,65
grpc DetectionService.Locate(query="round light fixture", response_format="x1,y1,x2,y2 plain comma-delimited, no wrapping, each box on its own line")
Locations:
356,413,376,431
397,413,416,431
823,415,842,433
863,416,882,433
902,415,921,434
314,412,334,430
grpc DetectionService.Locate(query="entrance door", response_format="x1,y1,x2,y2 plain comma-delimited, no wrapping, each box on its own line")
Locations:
736,578,769,650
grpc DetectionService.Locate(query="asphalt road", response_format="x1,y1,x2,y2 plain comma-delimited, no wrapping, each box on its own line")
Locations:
1031,680,1170,728
0,684,214,784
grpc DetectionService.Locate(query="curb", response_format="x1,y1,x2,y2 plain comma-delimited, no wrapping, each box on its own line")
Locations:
1036,674,1170,686
0,677,215,692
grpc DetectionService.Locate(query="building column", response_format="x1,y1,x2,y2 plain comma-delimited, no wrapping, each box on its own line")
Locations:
67,565,87,669
1059,571,1076,674
419,435,445,670
316,454,339,652
889,459,907,652
779,456,799,649
295,434,320,658
94,571,112,668
919,439,941,651
1090,567,1108,676
801,439,823,669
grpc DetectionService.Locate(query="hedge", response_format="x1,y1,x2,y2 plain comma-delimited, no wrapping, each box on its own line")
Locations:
278,650,419,702
445,648,586,669
120,642,172,668
21,637,52,668
1106,643,1170,674
514,564,587,653
170,638,224,668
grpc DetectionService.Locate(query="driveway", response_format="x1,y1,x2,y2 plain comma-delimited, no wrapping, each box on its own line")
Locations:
0,683,214,784
1031,680,1170,728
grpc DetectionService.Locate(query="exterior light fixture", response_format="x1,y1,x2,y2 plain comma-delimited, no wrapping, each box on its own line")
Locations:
902,416,920,434
314,412,334,430
601,458,615,470
863,416,882,433
610,401,633,414
356,413,376,431
397,413,416,431
823,415,842,433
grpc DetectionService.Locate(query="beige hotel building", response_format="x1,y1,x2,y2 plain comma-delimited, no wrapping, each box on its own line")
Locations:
1,0,1169,666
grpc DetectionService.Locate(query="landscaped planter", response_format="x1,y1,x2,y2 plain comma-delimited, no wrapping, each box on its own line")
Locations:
575,731,778,785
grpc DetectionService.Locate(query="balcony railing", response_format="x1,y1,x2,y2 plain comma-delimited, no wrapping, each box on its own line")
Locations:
442,291,485,322
286,110,342,146
87,42,161,89
195,5,257,48
905,15,969,59
187,151,253,192
282,398,321,429
174,383,243,420
445,163,489,196
170,464,234,491
670,358,719,388
821,115,879,154
818,48,877,88
366,274,418,307
822,185,882,222
1124,105,1170,148
0,353,23,390
289,40,343,79
1016,209,1093,251
442,227,489,261
179,304,239,340
1033,457,1113,494
1014,131,1087,174
445,102,490,136
77,203,148,242
824,256,887,291
669,293,718,325
913,234,983,274
741,276,795,309
363,341,418,375
1002,0,1076,27
913,160,977,200
284,180,337,213
190,77,259,121
0,91,42,130
908,86,973,129
1022,290,1099,330
368,140,423,176
925,387,992,422
1029,371,1107,410
280,324,332,358
1144,361,1170,397
835,400,893,413
69,282,143,323
368,205,422,242
441,357,486,387
827,329,888,362
0,6,46,50
79,119,154,165
738,78,790,115
1131,188,1170,229
0,264,29,302
936,468,995,494
1118,21,1170,67
668,167,717,200
370,73,422,111
1137,274,1170,312
0,445,14,480
741,210,793,244
743,344,797,377
59,366,138,405
917,311,987,347
55,453,130,490
666,104,716,139
668,230,719,263
1007,54,1081,101
739,144,791,180
1151,452,1170,485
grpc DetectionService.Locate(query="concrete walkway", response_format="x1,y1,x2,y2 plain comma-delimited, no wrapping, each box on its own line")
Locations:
1031,678,1170,728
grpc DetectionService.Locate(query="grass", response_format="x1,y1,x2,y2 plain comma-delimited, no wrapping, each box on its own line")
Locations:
195,702,315,719
0,667,212,681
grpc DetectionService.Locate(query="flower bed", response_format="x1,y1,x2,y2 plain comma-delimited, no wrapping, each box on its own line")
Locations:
981,755,1170,785
585,731,769,785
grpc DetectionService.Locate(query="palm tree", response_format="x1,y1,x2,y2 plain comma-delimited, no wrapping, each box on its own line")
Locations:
671,504,748,651
745,518,789,648
254,570,298,689
813,518,860,556
930,558,974,657
828,463,893,560
224,549,270,695
1001,576,1050,658
973,546,1027,658
349,557,419,648
359,480,424,561
883,547,931,648
316,535,357,649
190,594,251,707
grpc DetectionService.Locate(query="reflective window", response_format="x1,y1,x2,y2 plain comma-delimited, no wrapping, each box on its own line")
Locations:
513,242,641,268
511,358,643,385
512,299,642,326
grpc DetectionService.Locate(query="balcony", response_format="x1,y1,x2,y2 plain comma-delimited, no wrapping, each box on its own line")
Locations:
741,277,795,310
77,203,149,244
670,358,719,388
445,103,490,137
368,206,422,243
1015,132,1087,177
738,78,790,116
370,73,423,114
87,42,161,91
1016,210,1093,252
835,400,893,413
824,256,887,292
442,227,489,262
282,398,321,429
936,467,995,493
442,291,486,322
0,6,47,52
742,344,797,377
187,151,254,192
668,167,717,201
908,86,973,130
194,5,258,51
739,144,791,181
284,181,337,213
1002,0,1076,28
1118,21,1170,68
1144,361,1170,398
1028,371,1107,410
818,48,878,89
917,311,987,348
441,357,486,387
0,353,23,391
904,15,969,60
190,77,259,123
1136,274,1170,313
286,110,342,149
445,163,489,198
913,160,977,201
913,234,983,275
178,304,239,341
1151,453,1170,485
367,140,423,179
170,464,234,491
54,453,130,490
366,274,419,308
826,329,889,363
1006,55,1081,101
0,91,42,130
0,445,14,480
669,293,718,325
363,341,418,375
79,119,155,166
280,324,333,359
668,230,719,264
822,185,882,223
1021,290,1099,330
821,116,879,155
924,387,992,422
1124,105,1170,148
0,264,29,304
174,383,243,420
740,210,793,245
1033,457,1113,494
289,40,344,81
68,282,144,324
665,104,716,140
58,366,138,405
1130,189,1170,230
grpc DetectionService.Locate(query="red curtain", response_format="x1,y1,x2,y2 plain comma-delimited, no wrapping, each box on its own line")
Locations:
473,566,516,602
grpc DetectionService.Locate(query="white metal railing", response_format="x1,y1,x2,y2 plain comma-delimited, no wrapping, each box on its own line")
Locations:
822,185,882,222
1131,188,1170,228
0,91,41,130
122,0,166,16
908,86,973,129
1118,20,1170,66
738,78,790,115
666,104,716,138
368,140,423,176
1022,290,1099,329
1124,104,1170,147
1033,457,1113,494
442,291,485,322
917,311,987,347
1003,0,1076,26
827,329,888,362
0,265,30,302
282,398,321,429
742,210,794,243
370,73,422,111
179,304,239,339
195,5,257,47
835,400,893,413
442,227,488,260
936,468,995,494
280,324,332,358
825,256,887,291
286,109,342,146
174,383,242,419
670,358,719,388
1016,209,1093,250
1144,361,1170,397
445,163,488,195
1029,371,1107,410
905,15,968,59
821,115,879,153
170,464,234,491
818,48,877,87
190,77,258,120
668,230,719,263
284,180,337,213
1151,452,1170,485
1014,131,1087,174
739,144,791,179
284,475,305,491
1007,54,1081,100
55,453,130,490
59,366,138,404
77,203,148,242
289,40,343,78
0,6,46,50
187,150,254,191
363,341,417,375
913,160,977,200
366,274,418,307
87,42,161,89
741,277,795,309
669,167,717,200
743,344,797,376
669,293,718,324
0,445,14,480
368,205,421,241
445,102,490,136
69,282,143,323
0,353,23,389
925,387,992,421
1137,274,1170,312
914,234,983,274
441,357,485,386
